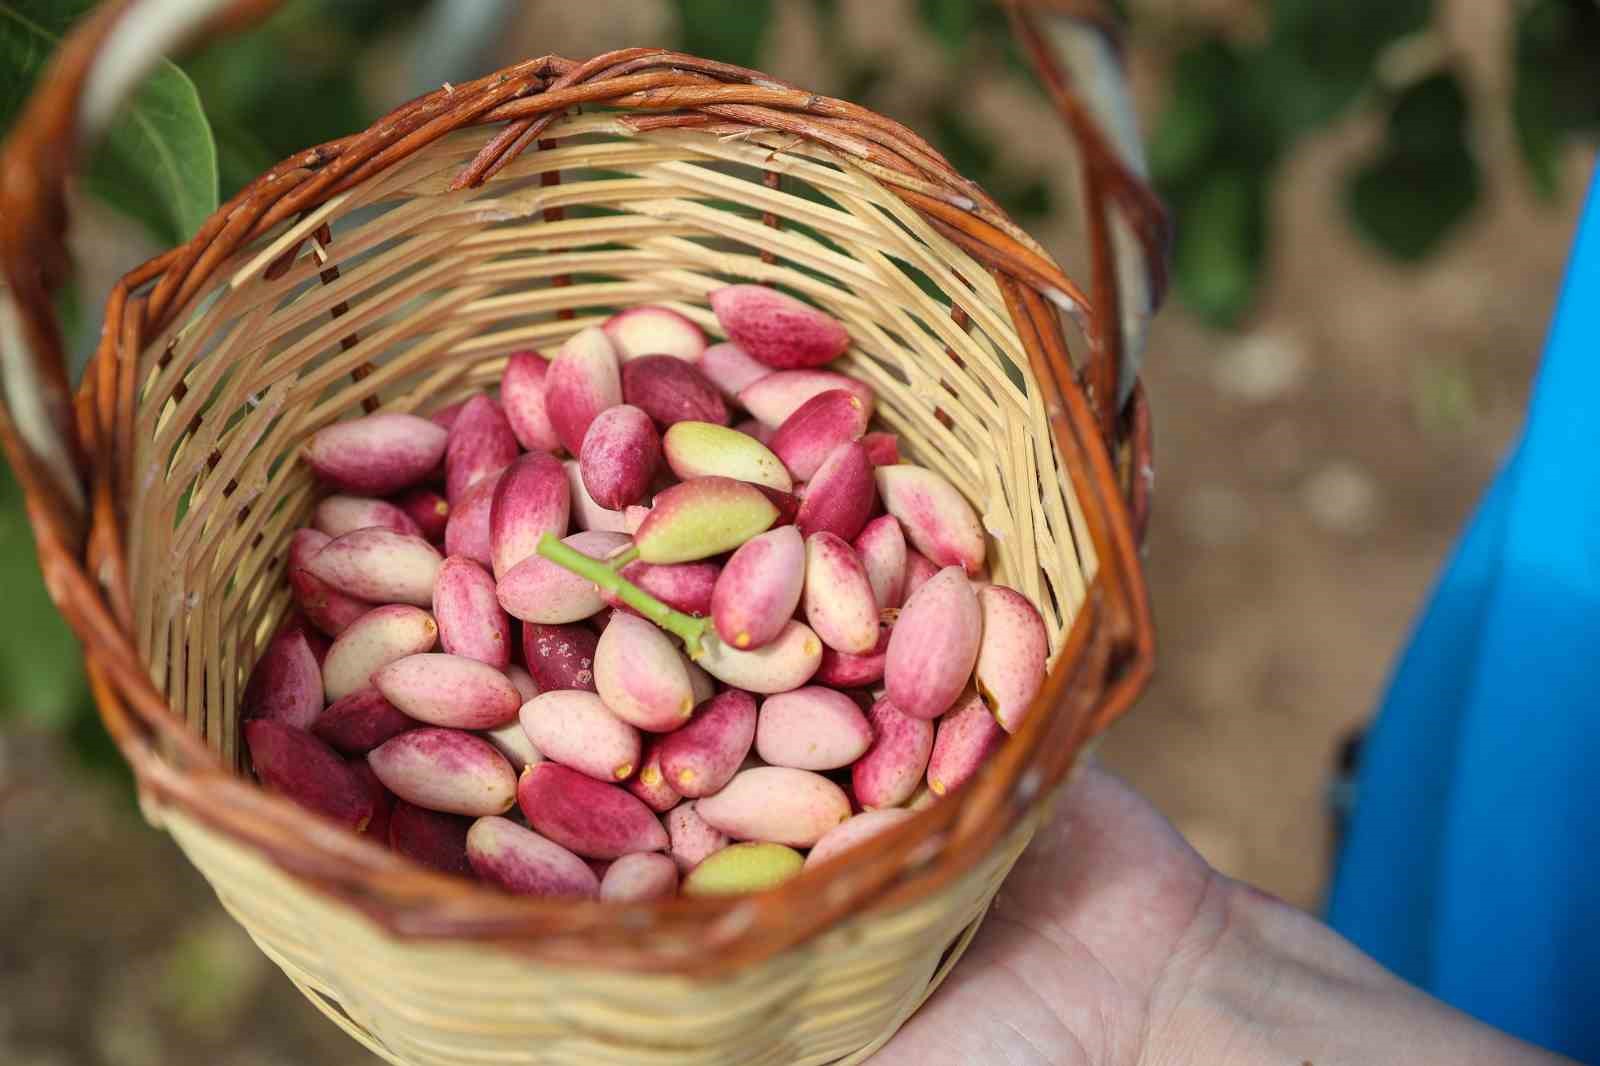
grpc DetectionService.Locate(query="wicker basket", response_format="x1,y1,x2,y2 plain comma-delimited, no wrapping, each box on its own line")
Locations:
0,3,1162,1063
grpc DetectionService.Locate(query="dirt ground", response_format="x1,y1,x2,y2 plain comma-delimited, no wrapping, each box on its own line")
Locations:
2,2,1593,1063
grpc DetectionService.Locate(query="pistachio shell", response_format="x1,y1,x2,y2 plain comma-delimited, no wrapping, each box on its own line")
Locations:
521,621,599,692
545,327,622,454
975,585,1049,733
445,395,519,503
875,464,986,576
594,612,696,731
312,688,416,754
885,567,981,719
599,851,679,901
852,515,907,609
666,801,729,873
621,355,728,427
244,720,374,831
322,604,438,702
697,621,823,694
696,341,772,400
432,556,512,669
603,305,706,362
490,452,571,579
304,413,447,496
802,532,879,654
519,690,641,782
682,842,804,896
661,422,792,491
927,689,1006,796
769,390,869,481
307,528,442,607
635,477,778,564
467,816,598,898
373,653,522,729
754,687,872,770
369,728,517,816
389,799,473,876
710,285,850,370
657,690,757,797
852,697,934,809
711,525,805,651
497,530,631,623
737,370,875,429
579,404,661,510
628,738,682,813
804,808,915,869
288,528,371,637
694,766,851,847
313,495,422,538
516,762,669,859
242,628,323,730
501,350,562,452
794,441,875,542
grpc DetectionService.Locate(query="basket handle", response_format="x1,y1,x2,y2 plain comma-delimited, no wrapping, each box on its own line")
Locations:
0,0,274,551
1004,0,1169,444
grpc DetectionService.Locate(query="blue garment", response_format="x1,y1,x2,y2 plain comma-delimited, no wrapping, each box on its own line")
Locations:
1327,163,1600,1062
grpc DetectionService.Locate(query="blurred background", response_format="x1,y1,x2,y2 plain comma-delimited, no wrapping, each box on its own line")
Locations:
2,1,1596,1062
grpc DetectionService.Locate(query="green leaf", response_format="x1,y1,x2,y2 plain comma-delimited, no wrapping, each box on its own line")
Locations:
0,0,217,245
917,0,981,56
1512,0,1600,199
1344,71,1479,261
1263,0,1431,127
0,463,91,734
1172,168,1266,327
673,0,773,70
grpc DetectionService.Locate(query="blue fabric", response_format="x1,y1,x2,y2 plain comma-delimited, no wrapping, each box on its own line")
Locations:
1327,163,1600,1063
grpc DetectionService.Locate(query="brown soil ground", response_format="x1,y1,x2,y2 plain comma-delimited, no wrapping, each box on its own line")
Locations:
2,2,1592,1062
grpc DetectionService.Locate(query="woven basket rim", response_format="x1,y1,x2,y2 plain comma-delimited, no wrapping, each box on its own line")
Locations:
6,38,1156,976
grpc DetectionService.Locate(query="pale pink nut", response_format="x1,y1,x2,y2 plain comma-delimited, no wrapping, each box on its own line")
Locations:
666,801,728,873
803,532,879,654
312,687,416,754
483,717,543,769
694,767,851,848
304,412,447,496
579,404,661,510
519,690,641,782
769,390,869,481
489,452,570,579
853,515,907,609
283,615,332,666
307,528,442,607
698,620,822,694
875,464,987,576
795,441,876,542
516,762,669,859
861,432,900,467
505,665,538,701
288,528,371,637
373,653,522,729
609,559,719,618
242,628,323,730
903,550,939,600
563,459,628,533
322,604,438,702
467,816,598,898
623,505,651,535
599,851,679,902
593,612,695,731
710,285,850,370
697,341,771,400
738,370,875,429
389,799,472,875
628,738,681,813
433,556,511,669
814,623,890,688
603,304,707,362
392,488,450,542
369,728,517,816
804,808,915,870
928,689,1006,796
755,686,871,771
443,466,507,569
244,720,375,831
621,355,728,428
351,760,394,841
635,476,778,564
734,418,772,445
522,622,599,693
497,530,631,624
545,327,622,455
658,690,757,798
975,585,1049,733
886,566,981,720
685,657,716,704
852,697,934,809
712,525,804,651
314,495,422,538
661,422,792,492
501,350,562,452
444,396,519,504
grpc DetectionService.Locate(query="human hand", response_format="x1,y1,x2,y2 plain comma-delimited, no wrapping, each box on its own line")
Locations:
873,760,1577,1066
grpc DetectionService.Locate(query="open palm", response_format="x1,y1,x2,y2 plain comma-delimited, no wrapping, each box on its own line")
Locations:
874,761,1231,1066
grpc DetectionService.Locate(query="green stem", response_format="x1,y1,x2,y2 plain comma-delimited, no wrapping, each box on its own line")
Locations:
608,544,641,568
536,534,708,656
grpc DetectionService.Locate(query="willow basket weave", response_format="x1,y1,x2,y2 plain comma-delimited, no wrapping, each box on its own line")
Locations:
0,8,1161,1064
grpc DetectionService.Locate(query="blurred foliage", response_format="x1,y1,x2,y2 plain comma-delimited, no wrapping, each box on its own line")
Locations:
2,0,1597,774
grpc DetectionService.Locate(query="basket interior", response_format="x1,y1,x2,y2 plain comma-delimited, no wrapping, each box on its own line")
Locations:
123,112,1099,768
